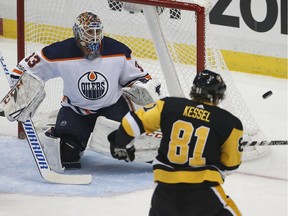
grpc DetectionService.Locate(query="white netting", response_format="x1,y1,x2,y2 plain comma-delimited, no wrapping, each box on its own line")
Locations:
21,0,269,159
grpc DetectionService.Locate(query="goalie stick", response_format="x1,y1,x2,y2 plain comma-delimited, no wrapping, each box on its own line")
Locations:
0,50,92,184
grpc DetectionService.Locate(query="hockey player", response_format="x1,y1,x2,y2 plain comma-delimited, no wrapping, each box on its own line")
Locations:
1,12,161,169
108,70,243,216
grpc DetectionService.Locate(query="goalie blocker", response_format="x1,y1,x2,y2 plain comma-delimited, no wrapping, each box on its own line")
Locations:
0,72,45,122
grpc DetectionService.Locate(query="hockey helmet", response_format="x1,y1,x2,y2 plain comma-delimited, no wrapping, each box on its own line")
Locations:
189,69,226,104
73,12,104,58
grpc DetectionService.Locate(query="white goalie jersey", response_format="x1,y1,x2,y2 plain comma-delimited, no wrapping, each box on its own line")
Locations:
10,36,160,115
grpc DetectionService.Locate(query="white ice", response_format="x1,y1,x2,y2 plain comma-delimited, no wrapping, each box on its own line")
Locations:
0,38,287,216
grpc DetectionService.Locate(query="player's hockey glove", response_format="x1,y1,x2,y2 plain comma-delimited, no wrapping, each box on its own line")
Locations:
108,130,135,162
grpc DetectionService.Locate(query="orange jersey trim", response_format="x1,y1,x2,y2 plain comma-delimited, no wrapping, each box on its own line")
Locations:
12,68,23,75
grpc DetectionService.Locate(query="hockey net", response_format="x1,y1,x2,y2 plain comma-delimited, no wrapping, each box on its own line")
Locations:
17,0,270,160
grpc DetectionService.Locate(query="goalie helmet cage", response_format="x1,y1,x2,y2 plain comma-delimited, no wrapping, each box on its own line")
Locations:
16,0,270,160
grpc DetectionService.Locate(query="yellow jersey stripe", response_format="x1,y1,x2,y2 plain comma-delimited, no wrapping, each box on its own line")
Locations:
153,168,224,184
221,128,243,168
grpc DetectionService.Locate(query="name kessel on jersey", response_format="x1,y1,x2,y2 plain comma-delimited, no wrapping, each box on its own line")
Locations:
182,105,210,122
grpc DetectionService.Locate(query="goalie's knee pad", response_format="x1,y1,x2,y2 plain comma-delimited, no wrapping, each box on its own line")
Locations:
60,134,85,169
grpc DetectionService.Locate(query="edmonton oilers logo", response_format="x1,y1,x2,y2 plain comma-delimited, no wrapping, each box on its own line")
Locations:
78,71,108,100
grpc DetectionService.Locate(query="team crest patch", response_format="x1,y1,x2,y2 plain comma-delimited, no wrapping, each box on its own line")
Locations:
78,71,109,100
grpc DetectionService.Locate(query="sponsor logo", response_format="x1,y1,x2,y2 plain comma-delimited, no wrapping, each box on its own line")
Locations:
2,80,23,104
23,119,49,169
210,0,287,35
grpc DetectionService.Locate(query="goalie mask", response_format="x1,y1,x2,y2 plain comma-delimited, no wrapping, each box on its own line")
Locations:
73,12,104,59
189,69,226,105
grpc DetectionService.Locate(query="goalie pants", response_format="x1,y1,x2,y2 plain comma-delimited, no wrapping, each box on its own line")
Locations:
54,96,130,147
149,183,241,216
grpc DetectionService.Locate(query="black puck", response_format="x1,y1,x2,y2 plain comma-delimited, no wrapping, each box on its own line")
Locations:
262,90,273,99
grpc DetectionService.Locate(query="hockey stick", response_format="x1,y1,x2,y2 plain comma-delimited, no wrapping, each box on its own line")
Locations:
89,116,287,161
241,140,288,146
0,50,92,184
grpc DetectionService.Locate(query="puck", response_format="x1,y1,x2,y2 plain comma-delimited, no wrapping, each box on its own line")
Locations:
262,90,273,99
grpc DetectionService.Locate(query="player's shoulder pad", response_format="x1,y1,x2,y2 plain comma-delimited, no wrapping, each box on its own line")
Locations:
161,96,189,104
42,38,83,60
100,36,132,58
217,107,243,130
159,96,190,110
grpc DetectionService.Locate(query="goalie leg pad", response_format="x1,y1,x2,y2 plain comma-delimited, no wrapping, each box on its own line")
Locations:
0,72,45,122
39,128,64,173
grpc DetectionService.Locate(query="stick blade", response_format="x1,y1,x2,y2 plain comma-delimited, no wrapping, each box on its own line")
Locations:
42,171,92,185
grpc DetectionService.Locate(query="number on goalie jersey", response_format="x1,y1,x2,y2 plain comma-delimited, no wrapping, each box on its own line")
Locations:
109,70,243,216
10,11,160,170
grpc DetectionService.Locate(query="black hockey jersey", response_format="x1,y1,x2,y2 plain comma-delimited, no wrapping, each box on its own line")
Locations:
119,97,243,186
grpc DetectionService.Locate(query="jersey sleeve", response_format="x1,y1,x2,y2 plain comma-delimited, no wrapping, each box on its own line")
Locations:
122,99,165,137
118,58,150,87
113,100,164,148
12,50,60,82
220,118,243,170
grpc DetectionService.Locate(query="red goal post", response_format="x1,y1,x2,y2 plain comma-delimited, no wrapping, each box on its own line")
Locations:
16,0,269,159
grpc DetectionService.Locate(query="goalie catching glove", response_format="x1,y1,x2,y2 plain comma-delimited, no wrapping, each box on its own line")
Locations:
0,72,45,122
108,130,135,162
122,78,161,106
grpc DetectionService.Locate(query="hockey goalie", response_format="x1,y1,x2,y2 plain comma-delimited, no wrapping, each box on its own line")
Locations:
0,11,162,172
